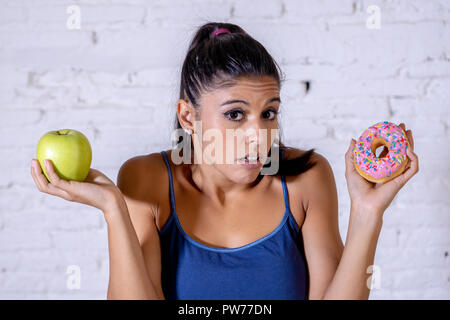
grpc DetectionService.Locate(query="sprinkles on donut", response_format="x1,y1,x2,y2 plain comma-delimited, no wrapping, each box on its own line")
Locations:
353,121,410,184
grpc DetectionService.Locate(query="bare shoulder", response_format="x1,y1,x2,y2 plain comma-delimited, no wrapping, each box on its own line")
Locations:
116,151,168,218
283,147,335,211
116,152,167,300
283,147,332,177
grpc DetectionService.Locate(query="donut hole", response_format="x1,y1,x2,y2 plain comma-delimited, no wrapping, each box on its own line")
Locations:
371,138,390,158
375,146,389,158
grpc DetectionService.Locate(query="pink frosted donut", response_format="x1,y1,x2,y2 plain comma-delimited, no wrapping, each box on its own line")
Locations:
353,121,410,183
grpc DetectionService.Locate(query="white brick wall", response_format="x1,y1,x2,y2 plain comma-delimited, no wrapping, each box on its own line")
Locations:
0,0,448,300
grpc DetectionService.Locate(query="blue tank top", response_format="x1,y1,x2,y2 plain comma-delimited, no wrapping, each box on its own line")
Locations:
157,149,309,300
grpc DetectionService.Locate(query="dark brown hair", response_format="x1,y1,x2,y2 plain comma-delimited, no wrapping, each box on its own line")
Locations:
174,22,317,176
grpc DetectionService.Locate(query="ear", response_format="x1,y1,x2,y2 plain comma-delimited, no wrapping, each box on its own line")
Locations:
177,99,195,130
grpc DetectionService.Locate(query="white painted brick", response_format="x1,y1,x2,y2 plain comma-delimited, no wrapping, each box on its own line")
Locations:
425,78,450,101
0,30,90,53
46,291,106,300
422,286,450,299
0,249,105,277
74,86,173,108
284,98,335,119
1,3,146,31
282,0,354,20
0,271,54,293
393,268,448,290
375,247,448,269
0,228,52,250
403,59,450,78
392,289,426,299
377,226,400,248
370,289,394,300
280,79,308,102
252,23,355,65
326,22,450,65
409,137,449,169
91,67,177,87
309,79,426,98
0,5,27,24
74,5,146,25
0,109,43,128
0,185,46,212
394,173,449,206
38,107,155,127
49,229,108,251
282,118,328,141
388,116,446,137
333,98,390,119
0,66,28,87
233,0,283,19
2,208,104,232
281,62,341,80
0,292,50,299
384,202,450,228
147,0,232,27
398,227,449,247
320,118,387,142
360,0,450,22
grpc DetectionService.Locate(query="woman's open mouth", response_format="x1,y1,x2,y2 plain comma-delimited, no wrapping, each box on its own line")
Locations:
237,156,261,168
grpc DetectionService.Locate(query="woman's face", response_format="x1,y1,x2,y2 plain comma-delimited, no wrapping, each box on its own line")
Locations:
185,75,281,183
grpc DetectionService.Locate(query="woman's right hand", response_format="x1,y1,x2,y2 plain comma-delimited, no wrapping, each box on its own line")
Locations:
30,158,123,213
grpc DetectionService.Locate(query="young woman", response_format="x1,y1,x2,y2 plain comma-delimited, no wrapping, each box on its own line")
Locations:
30,22,419,300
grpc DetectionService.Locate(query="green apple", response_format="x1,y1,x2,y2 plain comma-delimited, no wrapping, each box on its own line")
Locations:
36,129,92,182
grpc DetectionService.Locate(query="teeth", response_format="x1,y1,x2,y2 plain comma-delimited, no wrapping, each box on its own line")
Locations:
237,155,260,164
243,156,258,161
237,156,259,164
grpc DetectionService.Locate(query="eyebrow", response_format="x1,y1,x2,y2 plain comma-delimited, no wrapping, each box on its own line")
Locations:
220,97,281,107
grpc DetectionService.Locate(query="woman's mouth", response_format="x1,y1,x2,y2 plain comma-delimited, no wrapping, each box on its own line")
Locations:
237,156,261,168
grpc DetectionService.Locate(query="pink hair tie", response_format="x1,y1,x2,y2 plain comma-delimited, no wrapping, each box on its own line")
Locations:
212,28,231,36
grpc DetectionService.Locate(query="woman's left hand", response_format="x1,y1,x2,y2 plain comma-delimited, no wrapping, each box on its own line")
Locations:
345,123,419,220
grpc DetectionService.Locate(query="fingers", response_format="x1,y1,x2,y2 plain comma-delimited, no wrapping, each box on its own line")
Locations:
345,138,355,160
386,145,419,189
85,168,114,185
43,159,71,189
345,138,357,177
398,122,414,152
31,159,49,191
30,159,73,201
406,129,414,151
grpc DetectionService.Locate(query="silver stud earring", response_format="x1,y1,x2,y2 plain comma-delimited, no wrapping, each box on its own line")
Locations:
184,128,192,135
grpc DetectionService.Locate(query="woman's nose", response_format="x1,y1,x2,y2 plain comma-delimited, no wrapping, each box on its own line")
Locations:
244,119,267,141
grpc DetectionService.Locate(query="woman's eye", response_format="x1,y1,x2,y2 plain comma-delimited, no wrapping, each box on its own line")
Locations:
224,109,279,122
224,110,244,121
263,109,279,120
